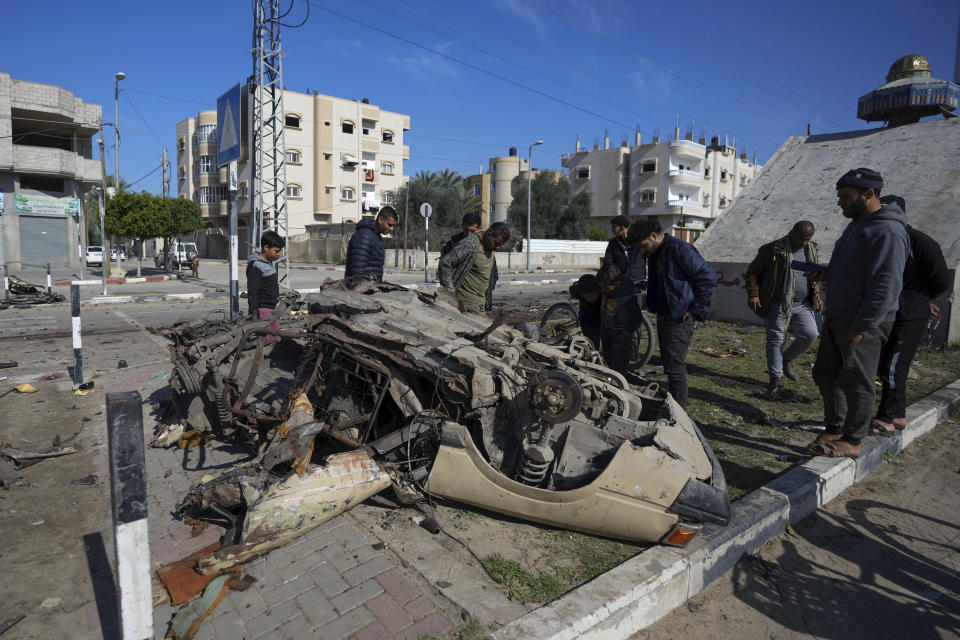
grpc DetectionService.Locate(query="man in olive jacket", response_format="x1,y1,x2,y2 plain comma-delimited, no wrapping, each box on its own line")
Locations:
745,221,823,395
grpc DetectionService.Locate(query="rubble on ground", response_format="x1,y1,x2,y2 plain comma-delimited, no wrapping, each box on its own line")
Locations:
0,275,65,309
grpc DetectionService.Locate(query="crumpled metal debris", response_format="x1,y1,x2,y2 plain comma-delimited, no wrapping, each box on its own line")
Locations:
0,275,65,309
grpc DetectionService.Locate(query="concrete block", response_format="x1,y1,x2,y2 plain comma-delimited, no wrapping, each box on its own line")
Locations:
227,587,267,620
244,600,299,639
402,594,437,621
318,606,374,640
262,574,313,604
296,589,337,628
311,563,350,597
375,569,420,604
342,554,393,586
278,614,317,640
365,593,412,633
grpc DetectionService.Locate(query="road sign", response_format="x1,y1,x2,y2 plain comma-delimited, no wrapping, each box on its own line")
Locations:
419,203,432,218
217,84,242,167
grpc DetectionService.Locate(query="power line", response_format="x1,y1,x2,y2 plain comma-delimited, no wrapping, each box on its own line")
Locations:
122,92,166,148
306,1,635,131
124,88,213,107
125,163,163,189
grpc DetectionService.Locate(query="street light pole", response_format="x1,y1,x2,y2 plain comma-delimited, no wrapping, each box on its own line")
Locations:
113,72,125,277
526,139,543,272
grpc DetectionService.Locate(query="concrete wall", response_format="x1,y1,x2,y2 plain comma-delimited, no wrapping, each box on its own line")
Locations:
706,261,957,345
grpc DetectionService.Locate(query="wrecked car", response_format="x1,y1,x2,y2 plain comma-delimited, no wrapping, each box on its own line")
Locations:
165,280,730,572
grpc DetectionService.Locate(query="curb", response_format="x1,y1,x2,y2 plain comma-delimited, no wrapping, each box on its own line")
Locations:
492,378,960,640
54,274,181,287
81,278,579,305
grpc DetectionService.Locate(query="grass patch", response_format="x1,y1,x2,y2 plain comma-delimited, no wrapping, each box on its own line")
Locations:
480,553,567,603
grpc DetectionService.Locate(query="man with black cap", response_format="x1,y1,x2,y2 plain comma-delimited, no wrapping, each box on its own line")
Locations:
604,215,646,291
870,195,950,437
806,168,909,459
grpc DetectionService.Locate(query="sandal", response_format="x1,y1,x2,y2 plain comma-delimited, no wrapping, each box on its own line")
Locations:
868,421,895,438
808,440,860,459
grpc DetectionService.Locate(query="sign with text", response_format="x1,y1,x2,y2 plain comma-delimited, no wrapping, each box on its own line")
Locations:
14,193,80,217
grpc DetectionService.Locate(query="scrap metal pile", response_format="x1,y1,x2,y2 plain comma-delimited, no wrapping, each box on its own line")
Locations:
1,275,65,310
164,280,729,573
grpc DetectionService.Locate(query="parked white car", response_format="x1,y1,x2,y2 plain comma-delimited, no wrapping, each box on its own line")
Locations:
155,242,199,269
85,245,104,266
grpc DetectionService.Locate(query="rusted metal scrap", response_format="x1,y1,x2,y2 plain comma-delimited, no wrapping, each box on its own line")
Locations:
167,281,730,570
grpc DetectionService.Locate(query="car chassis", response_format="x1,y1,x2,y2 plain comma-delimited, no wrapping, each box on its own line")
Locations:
165,280,730,573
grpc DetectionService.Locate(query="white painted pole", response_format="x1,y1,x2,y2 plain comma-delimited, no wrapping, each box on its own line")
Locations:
228,161,239,319
71,284,83,385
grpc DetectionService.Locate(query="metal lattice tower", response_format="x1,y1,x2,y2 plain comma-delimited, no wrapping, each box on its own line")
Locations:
252,0,289,287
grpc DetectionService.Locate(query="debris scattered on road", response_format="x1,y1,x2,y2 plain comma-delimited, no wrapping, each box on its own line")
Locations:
76,381,94,390
14,384,38,394
0,362,18,369
117,360,128,369
699,347,746,358
0,275,65,309
38,598,61,609
0,614,25,636
70,474,98,486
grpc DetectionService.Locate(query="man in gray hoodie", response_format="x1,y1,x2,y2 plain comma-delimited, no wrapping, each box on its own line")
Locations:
807,168,909,459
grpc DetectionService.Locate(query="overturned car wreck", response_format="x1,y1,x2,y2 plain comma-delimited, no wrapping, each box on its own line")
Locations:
166,281,729,572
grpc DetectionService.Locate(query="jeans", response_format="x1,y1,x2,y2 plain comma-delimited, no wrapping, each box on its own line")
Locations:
602,329,634,378
657,313,694,408
764,301,819,378
812,318,892,443
876,316,927,421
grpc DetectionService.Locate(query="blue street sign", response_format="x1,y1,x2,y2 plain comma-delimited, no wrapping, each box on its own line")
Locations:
217,84,242,167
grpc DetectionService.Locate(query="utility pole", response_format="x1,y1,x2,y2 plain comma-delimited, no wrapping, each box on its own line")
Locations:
403,187,409,269
97,124,109,296
161,148,168,198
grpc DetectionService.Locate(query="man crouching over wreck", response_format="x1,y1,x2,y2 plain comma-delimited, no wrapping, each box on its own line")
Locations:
438,221,510,314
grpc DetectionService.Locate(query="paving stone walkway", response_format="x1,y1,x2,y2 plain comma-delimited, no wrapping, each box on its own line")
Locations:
144,423,455,639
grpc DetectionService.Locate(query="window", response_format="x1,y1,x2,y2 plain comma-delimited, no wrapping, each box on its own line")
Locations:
362,128,370,135
641,160,656,173
177,137,185,151
576,167,590,180
19,175,64,192
473,184,481,196
342,120,354,134
381,161,394,174
286,184,302,198
704,166,710,178
341,187,355,200
178,166,186,181
382,130,394,143
324,152,332,160
720,170,728,181
239,182,248,198
194,185,224,205
194,123,216,144
382,191,394,204
286,149,302,164
194,155,216,176
639,190,655,203
285,114,301,128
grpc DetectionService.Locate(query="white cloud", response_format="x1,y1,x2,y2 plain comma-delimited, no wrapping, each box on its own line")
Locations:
385,41,461,80
628,58,672,98
494,0,545,33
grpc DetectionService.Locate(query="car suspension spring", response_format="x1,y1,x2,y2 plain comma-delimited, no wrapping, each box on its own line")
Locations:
517,443,554,486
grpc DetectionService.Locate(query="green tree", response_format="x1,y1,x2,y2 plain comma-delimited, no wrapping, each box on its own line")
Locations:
386,169,480,258
104,191,160,276
157,197,203,271
507,175,592,241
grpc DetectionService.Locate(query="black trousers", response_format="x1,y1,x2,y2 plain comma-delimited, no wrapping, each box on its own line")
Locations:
656,313,694,408
812,318,892,443
602,329,634,378
876,316,928,421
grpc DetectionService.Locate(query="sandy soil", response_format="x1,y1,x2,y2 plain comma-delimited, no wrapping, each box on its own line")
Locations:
636,415,960,640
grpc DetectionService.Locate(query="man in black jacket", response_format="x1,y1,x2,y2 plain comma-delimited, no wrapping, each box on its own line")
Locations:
344,207,398,280
604,215,646,289
871,195,950,436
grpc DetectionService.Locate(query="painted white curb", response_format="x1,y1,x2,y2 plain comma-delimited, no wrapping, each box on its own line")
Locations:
493,378,960,640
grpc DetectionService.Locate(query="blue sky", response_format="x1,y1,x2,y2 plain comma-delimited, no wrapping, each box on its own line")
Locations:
4,0,958,197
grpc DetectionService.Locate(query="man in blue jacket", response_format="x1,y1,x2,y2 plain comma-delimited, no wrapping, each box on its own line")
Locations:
807,169,909,459
628,219,716,408
344,206,398,280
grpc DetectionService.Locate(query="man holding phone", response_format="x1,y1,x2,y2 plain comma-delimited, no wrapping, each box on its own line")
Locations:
745,221,822,396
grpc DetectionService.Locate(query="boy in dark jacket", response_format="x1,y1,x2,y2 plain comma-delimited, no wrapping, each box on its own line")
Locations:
871,195,950,436
247,230,285,342
344,206,398,280
568,273,602,349
596,263,644,377
629,219,716,408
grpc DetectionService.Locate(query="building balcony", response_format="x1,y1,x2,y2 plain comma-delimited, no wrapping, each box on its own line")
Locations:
13,145,96,180
667,169,703,183
82,158,102,183
667,199,703,210
669,139,706,159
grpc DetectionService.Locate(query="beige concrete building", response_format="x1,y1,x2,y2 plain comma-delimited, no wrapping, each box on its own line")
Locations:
177,90,409,256
466,147,562,226
0,73,101,268
563,129,761,242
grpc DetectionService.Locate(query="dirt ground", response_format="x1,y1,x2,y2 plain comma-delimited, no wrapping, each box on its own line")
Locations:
636,414,960,640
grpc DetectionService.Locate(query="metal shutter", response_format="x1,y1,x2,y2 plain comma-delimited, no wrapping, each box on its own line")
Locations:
19,215,69,268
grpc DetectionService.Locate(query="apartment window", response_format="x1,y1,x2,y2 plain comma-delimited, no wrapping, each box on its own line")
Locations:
194,155,217,175
704,166,710,178
194,185,224,205
719,196,728,208
324,152,332,160
639,190,655,203
720,170,728,181
177,136,185,151
473,184,481,196
381,161,394,174
382,191,394,204
178,166,186,181
341,187,356,200
286,184,302,198
342,120,354,134
576,167,590,180
194,123,216,144
641,160,656,173
382,130,394,143
491,183,496,191
286,149,302,164
239,182,248,198
362,127,370,135
19,175,64,192
285,114,301,128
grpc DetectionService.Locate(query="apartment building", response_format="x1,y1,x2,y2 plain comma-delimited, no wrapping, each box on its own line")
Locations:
563,129,760,242
0,73,101,268
465,147,562,226
177,89,409,256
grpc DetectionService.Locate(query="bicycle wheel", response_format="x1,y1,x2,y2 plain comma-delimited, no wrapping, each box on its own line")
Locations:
540,302,581,344
628,313,655,369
